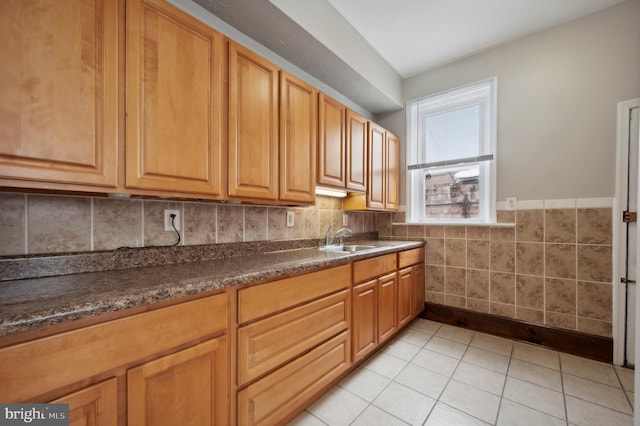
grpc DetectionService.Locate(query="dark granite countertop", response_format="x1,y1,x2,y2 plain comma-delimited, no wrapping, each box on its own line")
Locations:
0,239,423,337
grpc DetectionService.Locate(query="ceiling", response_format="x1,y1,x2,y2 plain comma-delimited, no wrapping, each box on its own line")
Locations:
192,0,628,114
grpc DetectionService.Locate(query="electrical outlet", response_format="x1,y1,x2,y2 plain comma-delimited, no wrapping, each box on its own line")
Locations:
286,211,295,227
343,213,348,227
506,197,517,211
164,209,180,231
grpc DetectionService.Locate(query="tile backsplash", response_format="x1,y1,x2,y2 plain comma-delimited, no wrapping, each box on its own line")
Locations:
376,199,614,338
0,193,376,256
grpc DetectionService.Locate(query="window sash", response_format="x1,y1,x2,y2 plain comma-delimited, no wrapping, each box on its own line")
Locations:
407,78,495,167
407,154,493,170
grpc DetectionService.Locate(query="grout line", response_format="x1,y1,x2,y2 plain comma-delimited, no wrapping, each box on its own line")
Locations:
494,339,515,425
23,193,28,255
90,197,94,251
141,201,145,247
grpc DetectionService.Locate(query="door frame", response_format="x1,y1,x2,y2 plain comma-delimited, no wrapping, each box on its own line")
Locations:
613,98,640,366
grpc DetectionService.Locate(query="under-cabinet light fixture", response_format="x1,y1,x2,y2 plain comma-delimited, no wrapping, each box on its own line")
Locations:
315,187,348,198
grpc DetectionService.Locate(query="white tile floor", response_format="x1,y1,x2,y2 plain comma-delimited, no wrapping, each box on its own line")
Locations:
288,318,635,426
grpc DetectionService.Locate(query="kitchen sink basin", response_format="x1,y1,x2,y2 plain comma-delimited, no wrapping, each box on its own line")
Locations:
318,244,378,253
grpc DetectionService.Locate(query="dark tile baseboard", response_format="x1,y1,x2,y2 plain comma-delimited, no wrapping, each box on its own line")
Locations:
421,302,613,363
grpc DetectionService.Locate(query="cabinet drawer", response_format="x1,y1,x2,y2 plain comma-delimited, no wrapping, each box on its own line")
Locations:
237,331,350,426
238,290,349,386
238,264,351,324
353,253,397,283
398,247,425,269
0,293,227,402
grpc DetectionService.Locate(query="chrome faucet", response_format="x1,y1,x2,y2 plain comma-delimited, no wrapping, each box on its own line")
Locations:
324,226,334,246
334,227,353,245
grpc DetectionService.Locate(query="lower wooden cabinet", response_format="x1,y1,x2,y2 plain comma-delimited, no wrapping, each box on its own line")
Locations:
351,254,398,363
237,331,350,426
378,271,398,344
236,265,352,425
51,379,118,426
128,336,228,426
352,279,378,361
0,248,426,426
398,247,427,322
0,294,229,426
398,266,415,327
237,290,350,386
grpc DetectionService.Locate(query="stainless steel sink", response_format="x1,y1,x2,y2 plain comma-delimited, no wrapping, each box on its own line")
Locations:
318,244,378,253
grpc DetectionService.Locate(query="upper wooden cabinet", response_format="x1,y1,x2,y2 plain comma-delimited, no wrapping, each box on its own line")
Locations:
346,110,368,192
317,94,367,193
229,42,316,204
0,0,118,189
367,122,387,210
385,131,400,210
126,0,226,198
280,72,317,204
344,123,399,211
317,94,347,188
228,41,279,201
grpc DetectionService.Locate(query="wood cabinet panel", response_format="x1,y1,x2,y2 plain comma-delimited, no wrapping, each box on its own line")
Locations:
237,331,350,426
0,294,227,402
128,336,228,426
279,72,316,204
385,132,400,210
0,0,118,188
346,110,368,192
367,122,386,210
377,272,398,344
238,264,351,324
126,0,225,196
317,94,347,188
228,41,279,200
238,290,349,386
51,379,118,426
399,247,425,269
353,253,397,283
413,262,426,316
352,280,377,362
398,267,414,328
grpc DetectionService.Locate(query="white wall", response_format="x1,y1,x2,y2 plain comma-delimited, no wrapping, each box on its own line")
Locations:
377,0,640,203
269,0,402,108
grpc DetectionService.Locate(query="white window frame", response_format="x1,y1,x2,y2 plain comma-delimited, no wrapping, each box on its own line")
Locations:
406,78,497,224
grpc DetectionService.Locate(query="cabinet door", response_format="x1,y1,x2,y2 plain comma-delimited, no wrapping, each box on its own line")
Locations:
280,72,316,204
367,122,386,210
413,263,426,316
352,280,377,362
0,0,118,188
398,267,414,327
346,110,368,192
377,272,398,344
51,379,118,426
128,336,228,426
229,42,279,200
385,132,400,210
317,93,346,188
126,0,225,197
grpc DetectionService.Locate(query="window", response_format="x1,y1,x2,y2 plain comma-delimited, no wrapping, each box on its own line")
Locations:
406,78,496,223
